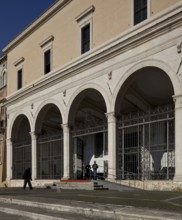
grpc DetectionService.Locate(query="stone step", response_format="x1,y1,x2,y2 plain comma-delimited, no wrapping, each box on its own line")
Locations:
45,180,109,190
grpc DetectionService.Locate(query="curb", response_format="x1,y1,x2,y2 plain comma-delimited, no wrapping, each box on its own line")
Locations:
0,197,181,220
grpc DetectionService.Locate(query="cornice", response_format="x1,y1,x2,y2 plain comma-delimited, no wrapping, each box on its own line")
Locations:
5,3,182,107
2,0,72,53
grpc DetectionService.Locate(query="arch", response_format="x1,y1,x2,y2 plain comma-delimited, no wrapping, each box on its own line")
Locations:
111,59,180,113
33,99,64,131
8,111,33,139
65,83,110,124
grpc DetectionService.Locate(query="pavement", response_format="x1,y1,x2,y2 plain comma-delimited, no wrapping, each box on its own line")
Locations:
0,187,182,220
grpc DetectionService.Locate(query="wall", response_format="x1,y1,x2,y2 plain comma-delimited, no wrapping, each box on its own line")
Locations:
6,0,180,95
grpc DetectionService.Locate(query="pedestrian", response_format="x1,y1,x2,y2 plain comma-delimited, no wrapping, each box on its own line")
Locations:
92,161,98,180
23,168,33,190
85,162,91,179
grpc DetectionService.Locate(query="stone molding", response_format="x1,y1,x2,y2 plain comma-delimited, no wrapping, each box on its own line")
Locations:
5,5,182,108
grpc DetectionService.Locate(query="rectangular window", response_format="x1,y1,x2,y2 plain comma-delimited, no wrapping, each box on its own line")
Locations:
95,133,103,158
134,0,147,25
17,69,22,90
44,49,51,74
81,24,90,54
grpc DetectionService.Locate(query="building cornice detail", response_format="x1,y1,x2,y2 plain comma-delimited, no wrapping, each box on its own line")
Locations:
14,57,25,67
39,35,54,48
75,5,95,22
2,0,72,53
5,4,182,107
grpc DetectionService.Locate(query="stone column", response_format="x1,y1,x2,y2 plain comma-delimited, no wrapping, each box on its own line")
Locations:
173,95,182,182
105,112,117,180
29,131,37,180
61,123,70,179
6,138,13,180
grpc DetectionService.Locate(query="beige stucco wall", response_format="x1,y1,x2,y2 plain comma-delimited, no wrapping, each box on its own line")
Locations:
6,0,180,95
151,0,180,15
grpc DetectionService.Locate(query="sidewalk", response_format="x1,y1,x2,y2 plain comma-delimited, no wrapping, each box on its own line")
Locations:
0,187,182,219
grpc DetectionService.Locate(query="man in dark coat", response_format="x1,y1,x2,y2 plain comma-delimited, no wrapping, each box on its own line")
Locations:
23,168,33,189
92,161,98,180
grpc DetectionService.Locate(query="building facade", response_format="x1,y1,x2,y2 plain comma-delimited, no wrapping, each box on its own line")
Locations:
0,55,7,186
2,0,182,189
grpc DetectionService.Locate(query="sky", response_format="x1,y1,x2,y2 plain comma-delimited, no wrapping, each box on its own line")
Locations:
0,0,56,55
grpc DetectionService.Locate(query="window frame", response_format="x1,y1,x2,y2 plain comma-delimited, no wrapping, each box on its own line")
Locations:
132,0,150,26
81,23,90,54
17,68,23,90
76,5,94,55
40,35,54,75
14,57,24,90
44,49,51,75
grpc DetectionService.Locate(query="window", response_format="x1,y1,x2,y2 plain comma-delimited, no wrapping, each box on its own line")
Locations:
17,69,22,90
40,35,54,75
14,57,24,90
76,5,94,55
81,24,90,54
134,0,147,25
44,49,51,74
2,71,6,86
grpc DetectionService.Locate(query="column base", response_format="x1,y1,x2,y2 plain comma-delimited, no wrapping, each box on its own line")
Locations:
61,176,70,180
173,175,182,182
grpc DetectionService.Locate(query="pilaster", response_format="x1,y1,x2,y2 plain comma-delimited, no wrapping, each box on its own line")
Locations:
29,131,37,180
61,123,70,179
6,138,13,180
105,112,117,180
173,95,182,182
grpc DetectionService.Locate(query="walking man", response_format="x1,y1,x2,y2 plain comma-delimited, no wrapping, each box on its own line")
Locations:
23,168,33,189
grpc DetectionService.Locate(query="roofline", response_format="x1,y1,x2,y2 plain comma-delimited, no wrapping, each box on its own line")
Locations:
0,55,7,64
2,0,72,53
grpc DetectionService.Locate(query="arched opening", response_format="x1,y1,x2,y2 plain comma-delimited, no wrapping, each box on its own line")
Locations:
115,67,175,180
69,89,107,179
35,104,63,179
12,115,31,179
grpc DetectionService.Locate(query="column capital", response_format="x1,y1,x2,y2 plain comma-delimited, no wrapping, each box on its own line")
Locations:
6,138,13,145
61,123,70,131
29,131,37,140
173,94,182,109
105,112,116,123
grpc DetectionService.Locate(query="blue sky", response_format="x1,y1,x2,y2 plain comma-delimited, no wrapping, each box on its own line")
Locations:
0,0,55,55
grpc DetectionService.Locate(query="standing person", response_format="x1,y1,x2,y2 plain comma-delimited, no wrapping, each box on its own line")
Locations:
92,161,98,180
85,162,91,179
23,168,33,190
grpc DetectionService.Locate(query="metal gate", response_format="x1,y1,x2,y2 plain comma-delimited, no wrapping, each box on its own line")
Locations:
117,104,175,180
70,124,108,179
37,133,63,179
13,140,31,179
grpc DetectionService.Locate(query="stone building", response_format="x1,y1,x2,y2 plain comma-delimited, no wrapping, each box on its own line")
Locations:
0,55,7,186
2,0,182,189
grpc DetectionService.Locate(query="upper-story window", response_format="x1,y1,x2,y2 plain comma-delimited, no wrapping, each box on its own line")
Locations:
44,49,51,74
76,5,95,55
134,0,147,25
17,69,22,90
14,57,24,90
81,24,90,54
40,35,54,75
2,71,7,87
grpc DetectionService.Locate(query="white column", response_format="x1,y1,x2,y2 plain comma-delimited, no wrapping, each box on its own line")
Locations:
105,112,117,180
62,123,70,179
29,131,37,180
173,95,182,182
6,138,13,180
